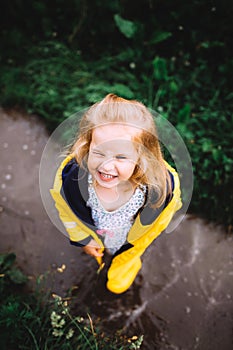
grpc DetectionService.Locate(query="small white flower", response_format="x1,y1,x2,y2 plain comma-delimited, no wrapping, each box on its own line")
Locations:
75,316,84,323
50,311,66,328
51,311,60,320
52,293,62,301
58,319,66,328
66,328,74,339
62,308,68,315
157,106,164,113
52,329,64,337
129,62,136,69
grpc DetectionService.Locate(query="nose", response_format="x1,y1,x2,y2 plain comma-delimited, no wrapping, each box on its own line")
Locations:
101,158,116,172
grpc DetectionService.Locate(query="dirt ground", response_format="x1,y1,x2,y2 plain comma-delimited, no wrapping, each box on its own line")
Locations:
0,109,232,350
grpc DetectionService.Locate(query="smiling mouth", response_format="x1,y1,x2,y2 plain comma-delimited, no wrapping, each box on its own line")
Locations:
98,171,117,181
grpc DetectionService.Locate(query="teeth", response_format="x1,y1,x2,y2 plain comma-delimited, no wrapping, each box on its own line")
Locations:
100,172,115,179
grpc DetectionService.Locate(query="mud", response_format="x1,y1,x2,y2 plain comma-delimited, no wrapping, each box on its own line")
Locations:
0,109,232,350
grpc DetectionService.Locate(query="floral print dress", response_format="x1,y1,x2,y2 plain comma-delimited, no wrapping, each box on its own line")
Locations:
87,175,146,254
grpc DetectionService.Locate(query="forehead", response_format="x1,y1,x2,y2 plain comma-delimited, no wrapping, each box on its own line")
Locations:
91,124,141,145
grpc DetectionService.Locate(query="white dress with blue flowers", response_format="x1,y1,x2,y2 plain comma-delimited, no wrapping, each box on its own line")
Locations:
87,175,146,255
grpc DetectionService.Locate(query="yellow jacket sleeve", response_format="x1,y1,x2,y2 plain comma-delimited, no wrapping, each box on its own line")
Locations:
50,155,103,248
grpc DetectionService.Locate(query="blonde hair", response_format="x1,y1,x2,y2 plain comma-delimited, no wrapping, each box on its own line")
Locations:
71,93,171,208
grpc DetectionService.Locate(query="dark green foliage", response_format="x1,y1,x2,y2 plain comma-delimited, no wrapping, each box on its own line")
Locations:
0,1,232,228
0,253,28,293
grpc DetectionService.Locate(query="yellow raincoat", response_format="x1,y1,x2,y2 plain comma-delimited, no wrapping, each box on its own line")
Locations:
50,155,182,293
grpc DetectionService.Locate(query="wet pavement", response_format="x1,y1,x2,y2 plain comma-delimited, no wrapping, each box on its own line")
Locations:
0,109,232,350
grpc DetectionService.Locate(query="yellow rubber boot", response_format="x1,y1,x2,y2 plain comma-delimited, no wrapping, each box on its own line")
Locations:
106,252,142,294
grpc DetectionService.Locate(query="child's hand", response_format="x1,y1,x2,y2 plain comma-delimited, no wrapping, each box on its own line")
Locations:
82,239,103,258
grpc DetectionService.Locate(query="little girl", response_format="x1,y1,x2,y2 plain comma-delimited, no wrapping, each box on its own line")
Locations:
50,94,182,294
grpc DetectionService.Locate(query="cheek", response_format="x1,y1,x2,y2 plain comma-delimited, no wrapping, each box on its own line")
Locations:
87,154,96,170
130,163,137,176
87,154,104,172
120,161,137,177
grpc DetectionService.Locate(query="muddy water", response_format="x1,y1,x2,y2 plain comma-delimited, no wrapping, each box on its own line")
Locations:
0,110,232,350
140,217,233,349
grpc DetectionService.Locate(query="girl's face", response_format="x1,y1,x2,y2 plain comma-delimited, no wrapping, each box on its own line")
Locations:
87,124,140,189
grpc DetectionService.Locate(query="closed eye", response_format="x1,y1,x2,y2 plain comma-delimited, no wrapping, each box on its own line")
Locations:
92,151,104,157
116,155,127,159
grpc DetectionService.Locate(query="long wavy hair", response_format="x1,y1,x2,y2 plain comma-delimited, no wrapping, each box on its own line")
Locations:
71,93,171,208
